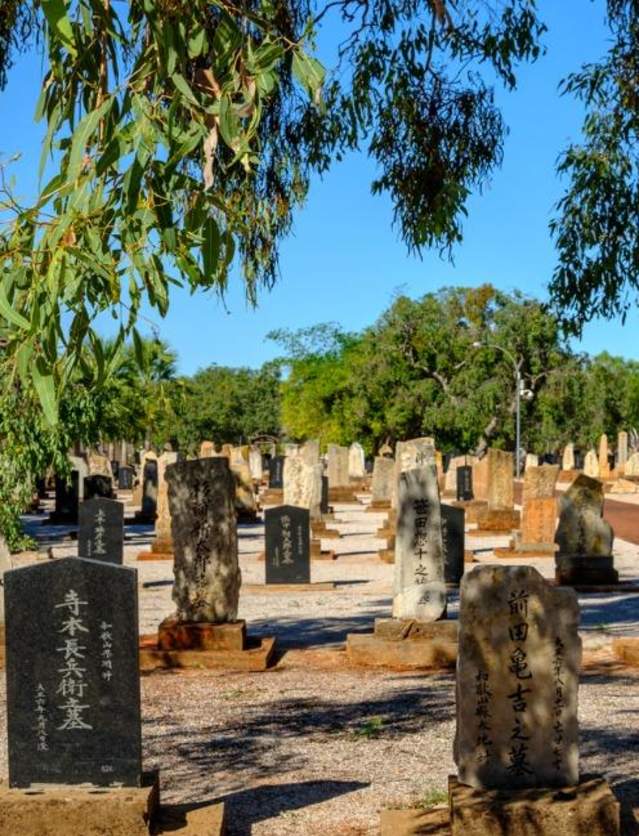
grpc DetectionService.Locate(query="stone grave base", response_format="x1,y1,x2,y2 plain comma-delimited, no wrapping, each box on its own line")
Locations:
311,522,341,540
612,637,639,666
558,469,581,482
447,774,619,836
464,549,476,563
473,508,521,535
0,771,160,836
137,536,173,561
555,555,619,586
242,582,336,593
346,618,457,671
366,500,392,513
452,500,487,524
494,542,557,559
378,548,394,563
139,618,275,672
158,801,226,834
328,486,359,502
311,539,337,560
380,807,449,835
260,489,283,505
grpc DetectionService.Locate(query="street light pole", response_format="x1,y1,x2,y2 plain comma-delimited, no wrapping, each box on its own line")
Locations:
472,341,522,479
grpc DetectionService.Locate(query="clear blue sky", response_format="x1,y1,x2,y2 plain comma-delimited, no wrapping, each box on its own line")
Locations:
1,1,635,375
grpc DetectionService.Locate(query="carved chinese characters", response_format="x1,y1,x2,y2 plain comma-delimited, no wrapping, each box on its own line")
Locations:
265,506,310,584
455,565,581,790
393,466,446,622
167,458,240,623
78,498,124,565
5,558,141,787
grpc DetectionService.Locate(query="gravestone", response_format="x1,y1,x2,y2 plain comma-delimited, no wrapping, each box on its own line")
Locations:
326,444,350,487
118,465,134,490
283,455,317,514
371,457,395,504
4,557,141,787
199,440,216,458
265,505,310,584
153,451,178,551
598,434,610,478
348,442,366,480
456,466,473,501
626,452,639,477
486,450,514,510
583,449,599,478
445,456,475,496
269,456,284,489
110,461,119,482
441,504,465,586
392,437,436,507
300,439,320,467
455,564,580,791
524,453,539,470
140,455,158,521
78,499,124,565
320,475,330,514
554,475,616,584
167,457,240,622
84,474,114,500
617,431,629,470
562,443,575,471
54,471,81,524
393,466,446,621
249,446,263,481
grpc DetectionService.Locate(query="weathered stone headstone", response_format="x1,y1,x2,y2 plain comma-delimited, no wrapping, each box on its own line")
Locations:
626,451,639,477
393,466,446,622
392,437,436,507
5,557,141,787
87,451,113,479
441,504,465,586
264,505,310,584
562,443,575,471
300,439,320,467
199,440,216,458
348,443,366,480
326,444,350,487
455,564,580,790
83,474,114,500
524,453,539,470
445,455,476,495
229,454,258,519
583,449,599,478
284,455,319,517
140,454,158,521
154,451,178,550
268,456,284,489
167,458,240,622
522,464,559,504
78,499,124,565
598,434,610,479
456,466,473,501
248,446,263,480
371,457,395,505
486,449,514,510
617,431,629,471
118,465,134,490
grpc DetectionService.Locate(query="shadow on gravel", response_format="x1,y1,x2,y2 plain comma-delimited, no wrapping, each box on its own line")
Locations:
218,779,369,835
578,596,639,633
249,606,391,649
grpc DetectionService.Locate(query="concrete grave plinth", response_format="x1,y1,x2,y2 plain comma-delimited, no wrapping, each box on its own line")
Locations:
0,772,160,836
452,499,487,524
346,618,457,671
136,539,174,561
473,508,520,535
366,499,392,512
328,486,359,502
242,582,336,593
310,539,337,560
139,618,275,672
447,774,619,836
311,519,341,539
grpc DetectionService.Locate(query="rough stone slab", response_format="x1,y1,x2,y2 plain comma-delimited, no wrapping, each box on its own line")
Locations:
139,636,276,672
374,618,457,642
242,582,336,593
0,771,159,836
380,807,450,835
158,801,226,835
345,626,457,671
475,508,520,532
448,774,620,836
612,637,639,666
158,618,246,651
452,500,487,524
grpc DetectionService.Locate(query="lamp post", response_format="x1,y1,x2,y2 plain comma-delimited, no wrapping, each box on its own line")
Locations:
472,341,523,479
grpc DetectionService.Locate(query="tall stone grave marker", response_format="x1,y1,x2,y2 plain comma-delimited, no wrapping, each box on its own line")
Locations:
441,504,465,586
167,457,240,622
393,466,446,621
371,456,394,507
5,557,141,787
627,451,639,477
300,439,320,467
617,431,629,472
78,498,124,565
265,505,310,584
137,452,158,522
554,475,617,585
456,465,473,501
249,446,263,481
326,444,350,487
486,449,514,510
562,443,575,472
269,456,284,489
392,437,436,508
455,564,580,790
348,442,366,480
284,455,321,518
118,465,134,490
583,449,599,478
598,434,610,479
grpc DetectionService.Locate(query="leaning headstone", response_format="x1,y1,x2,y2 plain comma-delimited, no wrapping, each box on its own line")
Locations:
268,456,284,489
83,474,114,500
455,564,580,790
167,457,240,622
4,557,141,787
265,505,310,584
78,498,124,565
348,442,366,480
583,448,599,478
393,466,446,621
554,475,617,585
441,504,464,586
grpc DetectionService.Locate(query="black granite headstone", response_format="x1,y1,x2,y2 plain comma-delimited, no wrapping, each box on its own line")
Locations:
110,461,120,481
78,499,124,565
264,505,310,584
140,460,158,520
574,450,584,470
320,475,329,514
53,471,80,523
4,557,141,788
268,456,284,489
456,465,473,501
84,475,114,500
118,465,134,490
441,503,465,585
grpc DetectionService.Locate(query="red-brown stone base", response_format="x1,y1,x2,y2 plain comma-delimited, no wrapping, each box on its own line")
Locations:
346,619,457,671
137,551,174,561
475,508,521,534
158,618,246,651
612,637,639,666
311,540,337,560
452,500,488,524
493,547,557,559
378,549,395,564
0,771,160,836
242,582,336,593
158,801,226,834
366,501,392,513
380,807,449,835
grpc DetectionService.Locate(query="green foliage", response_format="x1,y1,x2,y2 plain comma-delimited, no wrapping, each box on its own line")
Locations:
549,1,639,332
417,788,448,810
272,286,639,455
352,716,384,739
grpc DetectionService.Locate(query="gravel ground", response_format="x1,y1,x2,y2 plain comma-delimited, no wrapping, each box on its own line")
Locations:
4,494,639,834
